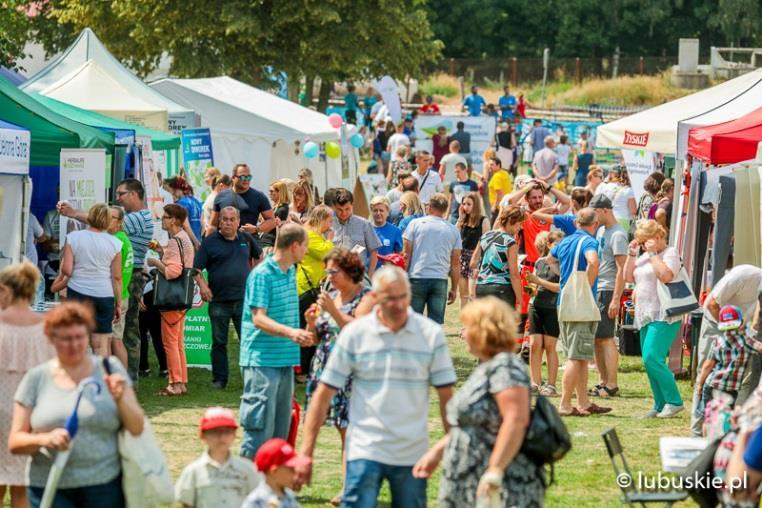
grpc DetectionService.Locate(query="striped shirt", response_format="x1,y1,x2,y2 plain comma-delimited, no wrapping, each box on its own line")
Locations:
240,256,299,368
706,327,762,393
321,309,457,465
122,209,153,267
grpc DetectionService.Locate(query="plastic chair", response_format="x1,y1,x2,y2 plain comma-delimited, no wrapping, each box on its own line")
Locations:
602,428,689,507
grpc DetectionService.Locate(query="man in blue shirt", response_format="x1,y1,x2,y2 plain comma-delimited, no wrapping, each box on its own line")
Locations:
463,86,486,117
239,223,314,458
550,208,611,417
530,119,552,154
498,86,517,121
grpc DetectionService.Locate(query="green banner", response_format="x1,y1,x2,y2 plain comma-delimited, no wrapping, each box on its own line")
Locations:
185,272,212,368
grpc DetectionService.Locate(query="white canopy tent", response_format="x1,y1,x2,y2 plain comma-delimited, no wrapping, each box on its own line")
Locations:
597,69,762,154
149,76,354,192
0,120,32,268
21,28,195,133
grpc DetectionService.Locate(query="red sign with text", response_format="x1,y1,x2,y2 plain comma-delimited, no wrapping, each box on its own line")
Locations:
623,130,649,147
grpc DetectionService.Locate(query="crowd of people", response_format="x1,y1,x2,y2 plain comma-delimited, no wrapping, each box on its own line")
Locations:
3,110,762,508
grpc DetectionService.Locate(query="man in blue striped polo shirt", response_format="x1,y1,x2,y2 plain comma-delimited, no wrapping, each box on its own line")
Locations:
239,223,313,458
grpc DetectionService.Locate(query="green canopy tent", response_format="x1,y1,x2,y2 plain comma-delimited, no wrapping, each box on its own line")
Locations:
0,75,115,219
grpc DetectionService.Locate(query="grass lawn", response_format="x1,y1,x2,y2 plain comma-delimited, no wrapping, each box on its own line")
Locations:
136,303,698,507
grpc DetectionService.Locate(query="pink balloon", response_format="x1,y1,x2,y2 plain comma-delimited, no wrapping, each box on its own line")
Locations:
328,113,343,129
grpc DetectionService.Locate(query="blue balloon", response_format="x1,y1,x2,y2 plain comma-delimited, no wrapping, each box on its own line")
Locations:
304,141,319,158
350,133,364,149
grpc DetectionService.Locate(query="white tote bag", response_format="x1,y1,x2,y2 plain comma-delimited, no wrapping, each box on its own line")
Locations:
557,238,601,322
120,418,175,508
656,264,698,318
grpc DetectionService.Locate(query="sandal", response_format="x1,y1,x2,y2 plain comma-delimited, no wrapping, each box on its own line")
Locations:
531,383,540,394
559,407,589,417
539,384,558,396
584,403,612,415
587,383,604,396
158,386,183,397
599,385,619,398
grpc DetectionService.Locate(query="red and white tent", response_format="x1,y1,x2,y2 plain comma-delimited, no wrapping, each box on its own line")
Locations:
687,107,762,165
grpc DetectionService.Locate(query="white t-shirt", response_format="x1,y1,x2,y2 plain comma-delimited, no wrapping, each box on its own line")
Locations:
599,183,635,220
403,216,462,279
66,229,121,297
555,144,572,166
532,148,559,184
321,310,457,466
704,264,762,324
26,214,44,265
439,153,468,183
414,169,444,205
387,133,411,154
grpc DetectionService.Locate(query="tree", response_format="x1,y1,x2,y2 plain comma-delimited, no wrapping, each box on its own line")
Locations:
0,0,32,69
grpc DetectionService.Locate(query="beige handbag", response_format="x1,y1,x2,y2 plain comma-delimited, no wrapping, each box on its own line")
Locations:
557,238,601,322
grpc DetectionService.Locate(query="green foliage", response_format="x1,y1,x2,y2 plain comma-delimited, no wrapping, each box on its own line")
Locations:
0,0,31,69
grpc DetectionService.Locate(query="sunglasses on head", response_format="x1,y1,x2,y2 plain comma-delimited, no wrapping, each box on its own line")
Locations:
236,175,252,181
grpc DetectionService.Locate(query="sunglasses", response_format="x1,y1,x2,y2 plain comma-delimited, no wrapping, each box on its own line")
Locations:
236,175,253,181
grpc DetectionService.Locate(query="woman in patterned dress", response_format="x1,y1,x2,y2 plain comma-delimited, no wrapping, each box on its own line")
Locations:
413,296,545,507
304,248,374,505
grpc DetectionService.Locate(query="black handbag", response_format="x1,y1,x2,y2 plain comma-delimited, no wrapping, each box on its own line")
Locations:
153,237,195,312
521,394,572,486
299,265,321,305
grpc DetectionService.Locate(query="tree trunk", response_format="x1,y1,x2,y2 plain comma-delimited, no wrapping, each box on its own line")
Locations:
287,74,300,103
304,74,316,107
317,78,331,113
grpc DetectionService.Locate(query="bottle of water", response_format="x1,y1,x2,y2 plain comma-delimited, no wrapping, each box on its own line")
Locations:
34,276,45,306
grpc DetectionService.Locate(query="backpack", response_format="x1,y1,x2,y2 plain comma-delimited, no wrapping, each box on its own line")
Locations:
520,395,572,486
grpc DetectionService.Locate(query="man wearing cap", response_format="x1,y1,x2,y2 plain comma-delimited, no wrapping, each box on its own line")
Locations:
590,194,628,398
239,223,314,458
300,266,456,507
175,407,262,508
690,264,762,436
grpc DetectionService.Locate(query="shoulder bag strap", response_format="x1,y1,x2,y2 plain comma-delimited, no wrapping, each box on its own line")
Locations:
572,237,586,272
419,169,431,190
300,264,317,290
174,237,185,270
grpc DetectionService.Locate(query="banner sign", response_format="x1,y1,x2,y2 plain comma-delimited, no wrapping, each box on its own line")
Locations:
181,128,215,200
0,124,30,175
371,76,402,124
184,271,212,369
414,115,497,173
59,149,107,247
621,149,657,201
168,111,197,136
519,119,602,148
136,136,168,246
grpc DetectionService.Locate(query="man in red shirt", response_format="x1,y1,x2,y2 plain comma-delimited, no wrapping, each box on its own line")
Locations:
419,95,441,115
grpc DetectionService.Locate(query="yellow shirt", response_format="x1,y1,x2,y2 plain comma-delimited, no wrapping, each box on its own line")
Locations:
297,229,334,295
488,170,513,208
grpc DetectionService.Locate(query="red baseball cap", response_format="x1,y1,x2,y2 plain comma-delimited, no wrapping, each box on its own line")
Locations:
254,438,312,472
377,253,407,269
718,305,743,331
199,407,238,432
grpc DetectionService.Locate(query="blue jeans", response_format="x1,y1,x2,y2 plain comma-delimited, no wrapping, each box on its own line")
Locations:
409,278,448,324
208,300,243,386
239,366,294,458
28,475,124,508
342,459,426,508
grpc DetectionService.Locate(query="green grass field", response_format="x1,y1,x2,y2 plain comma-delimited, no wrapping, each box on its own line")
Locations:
133,302,698,507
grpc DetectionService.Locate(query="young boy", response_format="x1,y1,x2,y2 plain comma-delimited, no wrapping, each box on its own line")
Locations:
175,407,262,508
242,438,312,508
696,305,762,436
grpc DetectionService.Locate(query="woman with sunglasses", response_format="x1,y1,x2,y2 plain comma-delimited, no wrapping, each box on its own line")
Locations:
304,248,374,505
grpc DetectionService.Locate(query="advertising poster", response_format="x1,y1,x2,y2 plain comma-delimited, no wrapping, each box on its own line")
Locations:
621,149,657,201
136,136,168,244
59,149,107,247
184,271,212,368
168,112,197,136
0,122,31,175
414,115,497,173
181,128,214,200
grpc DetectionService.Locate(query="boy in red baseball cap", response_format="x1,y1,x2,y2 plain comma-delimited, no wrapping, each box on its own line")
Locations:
242,438,312,508
695,305,762,437
175,407,262,507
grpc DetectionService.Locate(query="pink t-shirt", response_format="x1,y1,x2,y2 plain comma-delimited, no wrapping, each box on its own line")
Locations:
632,246,681,328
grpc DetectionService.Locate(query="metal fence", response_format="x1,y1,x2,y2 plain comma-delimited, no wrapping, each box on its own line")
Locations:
427,56,678,84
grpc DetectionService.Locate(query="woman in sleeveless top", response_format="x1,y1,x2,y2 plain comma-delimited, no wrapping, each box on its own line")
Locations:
456,192,490,308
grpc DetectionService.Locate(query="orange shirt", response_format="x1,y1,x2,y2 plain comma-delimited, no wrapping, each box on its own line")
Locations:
522,215,551,264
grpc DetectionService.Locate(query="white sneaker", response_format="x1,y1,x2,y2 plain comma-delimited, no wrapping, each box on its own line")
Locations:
657,404,684,418
640,409,659,419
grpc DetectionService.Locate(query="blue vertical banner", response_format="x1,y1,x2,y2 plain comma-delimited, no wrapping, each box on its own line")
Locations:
181,128,214,199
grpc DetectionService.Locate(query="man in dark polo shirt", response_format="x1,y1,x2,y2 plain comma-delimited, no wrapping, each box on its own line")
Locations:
195,206,262,389
207,163,276,238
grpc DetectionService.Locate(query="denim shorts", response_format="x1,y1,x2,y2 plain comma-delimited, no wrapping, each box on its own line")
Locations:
342,459,426,508
67,288,115,334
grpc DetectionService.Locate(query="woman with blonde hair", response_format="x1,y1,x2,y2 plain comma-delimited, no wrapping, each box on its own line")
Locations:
397,191,425,232
290,178,315,224
260,180,291,250
297,167,321,205
0,262,54,508
471,205,525,309
585,165,604,195
624,219,684,418
51,203,122,357
414,296,544,506
296,205,335,381
456,192,490,307
202,173,231,235
526,230,564,395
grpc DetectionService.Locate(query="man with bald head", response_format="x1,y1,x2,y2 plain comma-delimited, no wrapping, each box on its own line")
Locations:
551,208,611,417
194,206,262,389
